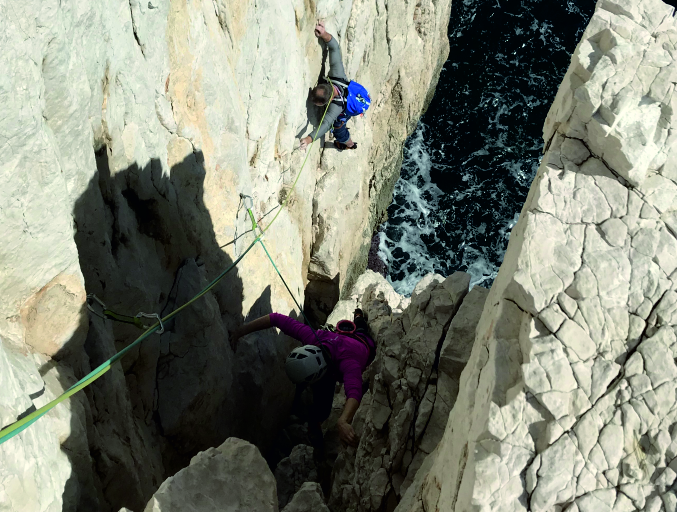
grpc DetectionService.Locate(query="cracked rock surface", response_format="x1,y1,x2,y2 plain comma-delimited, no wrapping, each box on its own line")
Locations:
282,482,330,512
326,270,487,511
397,1,677,511
274,444,318,509
141,438,277,512
0,0,450,509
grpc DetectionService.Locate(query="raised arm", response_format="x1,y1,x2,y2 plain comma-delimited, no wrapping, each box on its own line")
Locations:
230,313,318,350
269,313,319,345
314,21,346,80
324,34,347,80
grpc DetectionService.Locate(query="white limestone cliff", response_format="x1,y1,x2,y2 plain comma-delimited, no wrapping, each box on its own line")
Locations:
0,0,451,509
397,1,677,511
326,270,488,511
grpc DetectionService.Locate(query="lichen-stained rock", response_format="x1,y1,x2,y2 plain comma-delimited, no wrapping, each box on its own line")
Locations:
328,272,488,511
282,482,329,512
397,1,677,511
274,444,318,509
143,438,277,512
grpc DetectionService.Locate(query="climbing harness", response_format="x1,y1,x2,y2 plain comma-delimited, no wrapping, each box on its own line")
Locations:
0,96,332,447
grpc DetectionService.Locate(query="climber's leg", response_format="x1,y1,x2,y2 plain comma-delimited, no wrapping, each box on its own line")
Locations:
308,372,336,458
333,115,356,150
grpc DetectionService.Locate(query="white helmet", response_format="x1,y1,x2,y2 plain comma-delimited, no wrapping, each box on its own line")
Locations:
285,345,328,384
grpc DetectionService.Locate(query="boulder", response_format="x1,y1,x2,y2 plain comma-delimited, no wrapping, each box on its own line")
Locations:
143,438,277,512
274,444,318,509
281,482,329,512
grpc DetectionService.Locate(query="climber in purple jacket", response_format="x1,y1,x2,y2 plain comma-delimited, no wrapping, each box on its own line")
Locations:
230,309,375,449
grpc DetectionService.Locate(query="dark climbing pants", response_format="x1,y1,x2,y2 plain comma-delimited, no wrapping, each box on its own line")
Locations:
309,371,337,424
332,113,352,144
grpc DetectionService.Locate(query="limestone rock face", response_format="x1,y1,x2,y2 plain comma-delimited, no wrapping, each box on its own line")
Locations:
327,272,488,511
0,337,92,512
0,0,451,508
282,482,330,512
327,270,412,326
274,444,318,509
142,438,277,512
399,1,677,511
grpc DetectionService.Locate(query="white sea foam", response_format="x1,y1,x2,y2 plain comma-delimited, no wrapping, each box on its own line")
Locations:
378,125,448,294
380,123,511,295
380,0,592,297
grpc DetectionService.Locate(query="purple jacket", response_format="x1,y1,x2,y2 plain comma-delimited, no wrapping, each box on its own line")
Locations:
270,313,372,401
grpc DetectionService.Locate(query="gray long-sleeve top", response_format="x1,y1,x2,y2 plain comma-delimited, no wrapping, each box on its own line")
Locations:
308,36,348,140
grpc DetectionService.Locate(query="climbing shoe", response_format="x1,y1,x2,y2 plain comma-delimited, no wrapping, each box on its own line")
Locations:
334,140,357,151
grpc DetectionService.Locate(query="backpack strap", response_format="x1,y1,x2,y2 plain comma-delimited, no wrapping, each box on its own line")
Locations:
327,76,349,108
318,325,376,365
318,342,337,377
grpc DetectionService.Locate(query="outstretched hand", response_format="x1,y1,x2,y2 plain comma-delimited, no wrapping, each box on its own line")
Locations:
228,315,272,351
298,136,312,151
314,21,326,38
337,419,359,448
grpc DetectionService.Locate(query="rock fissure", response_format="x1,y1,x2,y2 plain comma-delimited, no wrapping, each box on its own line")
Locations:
0,0,454,508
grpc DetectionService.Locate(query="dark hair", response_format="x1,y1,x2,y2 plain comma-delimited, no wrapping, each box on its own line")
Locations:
311,84,333,106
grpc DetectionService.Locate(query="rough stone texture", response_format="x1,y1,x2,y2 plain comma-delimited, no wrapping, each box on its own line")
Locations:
0,0,451,508
327,271,488,511
303,0,454,322
327,269,411,327
282,482,330,512
398,1,677,511
0,336,96,512
142,438,277,512
274,444,318,509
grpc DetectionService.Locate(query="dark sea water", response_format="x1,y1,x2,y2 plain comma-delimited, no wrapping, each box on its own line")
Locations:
379,0,596,294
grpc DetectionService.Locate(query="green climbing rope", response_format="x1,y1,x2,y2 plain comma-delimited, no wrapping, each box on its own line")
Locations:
259,76,334,235
0,95,332,446
245,206,313,328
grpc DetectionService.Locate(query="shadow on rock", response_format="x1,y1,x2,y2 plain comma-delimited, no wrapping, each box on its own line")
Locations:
38,144,295,511
303,273,341,327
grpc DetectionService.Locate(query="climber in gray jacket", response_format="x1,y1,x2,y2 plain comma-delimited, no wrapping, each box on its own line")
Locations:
299,22,359,152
